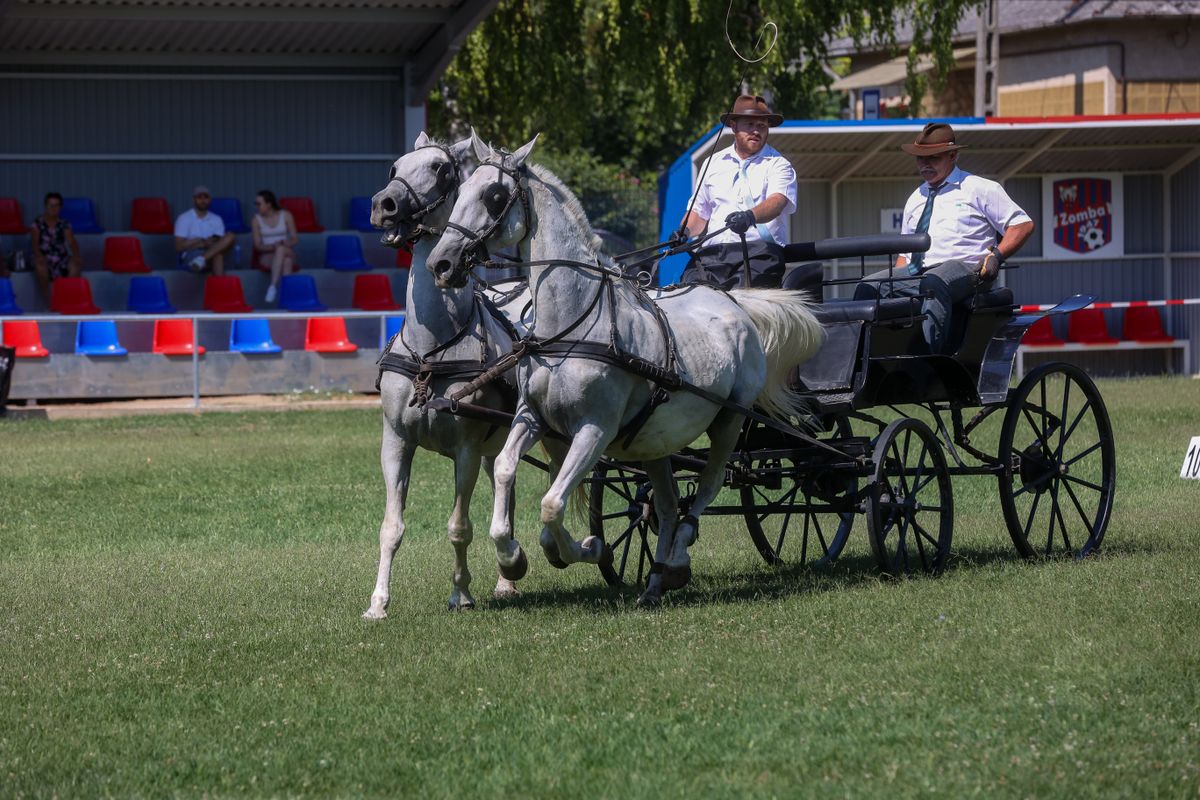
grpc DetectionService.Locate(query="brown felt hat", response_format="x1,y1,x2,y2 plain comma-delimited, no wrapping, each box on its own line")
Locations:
720,94,783,128
900,123,966,156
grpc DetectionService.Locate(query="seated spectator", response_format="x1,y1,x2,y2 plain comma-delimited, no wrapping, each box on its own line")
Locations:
174,185,235,275
31,192,83,302
251,190,298,304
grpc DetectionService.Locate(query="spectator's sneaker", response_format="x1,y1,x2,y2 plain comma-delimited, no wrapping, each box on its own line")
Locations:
189,255,206,272
265,284,277,304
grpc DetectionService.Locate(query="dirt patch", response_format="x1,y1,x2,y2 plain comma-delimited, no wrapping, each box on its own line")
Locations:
3,393,380,421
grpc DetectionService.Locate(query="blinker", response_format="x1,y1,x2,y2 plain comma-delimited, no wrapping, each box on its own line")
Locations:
483,183,510,219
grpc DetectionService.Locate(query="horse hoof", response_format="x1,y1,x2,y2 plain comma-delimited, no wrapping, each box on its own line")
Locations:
498,547,529,581
362,608,388,621
660,563,692,591
636,590,661,609
447,598,476,612
541,541,569,570
493,584,521,600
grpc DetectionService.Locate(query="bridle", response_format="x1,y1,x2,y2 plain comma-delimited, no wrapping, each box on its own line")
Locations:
441,155,532,271
383,142,461,241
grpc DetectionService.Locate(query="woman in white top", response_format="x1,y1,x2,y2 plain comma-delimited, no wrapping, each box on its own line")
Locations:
251,189,299,303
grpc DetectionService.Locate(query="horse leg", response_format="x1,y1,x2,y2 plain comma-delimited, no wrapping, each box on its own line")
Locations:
636,457,680,609
488,410,542,581
363,423,416,620
538,424,616,569
662,409,745,590
482,455,520,599
536,438,570,569
446,450,481,611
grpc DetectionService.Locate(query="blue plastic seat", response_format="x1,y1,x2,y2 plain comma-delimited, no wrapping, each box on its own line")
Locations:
62,197,104,234
127,275,177,314
279,274,327,312
325,234,371,271
210,197,250,234
75,320,127,355
0,277,23,315
229,319,282,354
349,196,375,232
385,315,405,339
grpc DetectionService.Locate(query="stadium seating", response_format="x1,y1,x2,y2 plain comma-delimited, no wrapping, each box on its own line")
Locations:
0,197,26,234
210,197,250,234
61,197,104,234
325,234,370,271
203,275,253,313
305,316,358,353
352,274,401,311
0,277,23,315
130,197,173,234
281,196,324,233
1022,315,1064,346
103,236,153,273
279,274,327,312
3,320,49,357
152,318,205,355
229,318,281,353
1068,308,1118,345
385,315,405,340
51,277,101,314
1121,306,1174,343
349,196,375,233
127,275,176,314
75,320,128,356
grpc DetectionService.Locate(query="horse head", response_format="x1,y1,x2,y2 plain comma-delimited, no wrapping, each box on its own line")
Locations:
427,132,539,289
371,131,474,248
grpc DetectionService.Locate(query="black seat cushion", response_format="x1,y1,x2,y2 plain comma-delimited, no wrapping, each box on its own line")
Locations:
813,296,923,325
968,286,1014,311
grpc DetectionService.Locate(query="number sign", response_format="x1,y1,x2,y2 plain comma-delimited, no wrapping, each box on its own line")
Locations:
1182,437,1200,480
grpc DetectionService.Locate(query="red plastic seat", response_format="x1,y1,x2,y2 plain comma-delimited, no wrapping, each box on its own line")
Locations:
1121,305,1174,343
0,197,26,235
280,197,324,233
1067,308,1118,345
203,275,253,313
352,274,401,311
103,236,152,273
130,197,172,234
50,277,101,314
305,317,357,352
1022,316,1063,346
395,245,413,269
152,318,205,355
3,320,49,357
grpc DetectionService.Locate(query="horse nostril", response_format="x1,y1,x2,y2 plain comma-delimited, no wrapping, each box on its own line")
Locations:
381,197,397,214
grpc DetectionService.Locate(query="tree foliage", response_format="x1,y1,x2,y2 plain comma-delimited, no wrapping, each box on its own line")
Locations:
430,0,983,173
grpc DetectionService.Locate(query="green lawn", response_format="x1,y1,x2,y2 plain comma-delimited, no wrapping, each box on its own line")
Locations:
1,377,1197,798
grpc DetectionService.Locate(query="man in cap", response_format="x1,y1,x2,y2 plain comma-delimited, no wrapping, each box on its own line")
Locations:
675,94,797,288
854,122,1034,353
174,185,235,275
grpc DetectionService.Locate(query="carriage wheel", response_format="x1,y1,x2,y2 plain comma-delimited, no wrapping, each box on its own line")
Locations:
587,461,656,586
998,362,1115,559
739,418,857,567
866,418,954,576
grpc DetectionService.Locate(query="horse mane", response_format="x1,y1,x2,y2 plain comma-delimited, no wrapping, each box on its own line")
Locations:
527,163,612,264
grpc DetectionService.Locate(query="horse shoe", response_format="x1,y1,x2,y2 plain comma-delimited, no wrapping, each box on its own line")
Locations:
497,546,529,581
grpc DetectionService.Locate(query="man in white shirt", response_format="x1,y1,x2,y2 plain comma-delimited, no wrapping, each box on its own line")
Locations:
676,94,797,288
174,185,235,275
854,123,1034,354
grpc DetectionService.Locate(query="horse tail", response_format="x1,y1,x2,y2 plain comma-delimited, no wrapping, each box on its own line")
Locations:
727,288,824,421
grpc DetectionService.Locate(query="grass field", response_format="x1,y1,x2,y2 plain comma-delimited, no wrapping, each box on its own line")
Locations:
1,376,1197,798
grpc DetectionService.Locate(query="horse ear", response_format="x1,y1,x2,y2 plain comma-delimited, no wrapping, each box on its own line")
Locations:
470,128,494,162
414,131,431,149
510,134,540,168
450,136,474,165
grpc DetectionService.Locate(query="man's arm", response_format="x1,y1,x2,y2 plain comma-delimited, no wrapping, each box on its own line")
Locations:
748,192,789,225
997,220,1034,260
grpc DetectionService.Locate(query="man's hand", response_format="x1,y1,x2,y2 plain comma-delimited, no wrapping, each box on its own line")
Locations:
980,247,1003,280
725,210,755,235
668,226,690,247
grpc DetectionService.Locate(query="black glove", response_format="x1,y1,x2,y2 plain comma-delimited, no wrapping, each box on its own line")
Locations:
668,226,690,247
725,210,756,235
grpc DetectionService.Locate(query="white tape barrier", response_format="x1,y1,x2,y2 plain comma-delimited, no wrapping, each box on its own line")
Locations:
1020,298,1200,313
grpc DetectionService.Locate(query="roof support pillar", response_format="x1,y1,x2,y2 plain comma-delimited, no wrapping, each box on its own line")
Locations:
974,0,999,117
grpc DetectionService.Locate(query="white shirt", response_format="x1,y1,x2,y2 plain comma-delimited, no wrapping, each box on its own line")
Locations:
689,143,797,246
174,208,226,240
901,166,1031,266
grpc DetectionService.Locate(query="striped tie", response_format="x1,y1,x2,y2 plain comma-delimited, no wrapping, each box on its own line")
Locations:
908,184,941,275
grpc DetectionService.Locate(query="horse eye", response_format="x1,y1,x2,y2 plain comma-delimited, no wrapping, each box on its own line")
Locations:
483,184,510,218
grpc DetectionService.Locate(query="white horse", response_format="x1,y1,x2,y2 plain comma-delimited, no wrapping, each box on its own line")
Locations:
426,134,824,607
364,132,532,618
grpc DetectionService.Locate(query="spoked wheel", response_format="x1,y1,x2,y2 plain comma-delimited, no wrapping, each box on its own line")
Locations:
587,460,656,586
998,362,1115,559
739,418,858,566
866,418,954,576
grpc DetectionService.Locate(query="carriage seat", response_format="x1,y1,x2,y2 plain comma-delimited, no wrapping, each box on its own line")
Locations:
812,296,923,325
965,286,1014,312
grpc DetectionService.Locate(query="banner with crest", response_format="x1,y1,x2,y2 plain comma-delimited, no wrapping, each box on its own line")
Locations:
1041,173,1124,260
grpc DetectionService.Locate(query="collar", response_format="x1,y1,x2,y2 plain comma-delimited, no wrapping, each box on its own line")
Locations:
718,143,779,166
923,166,967,195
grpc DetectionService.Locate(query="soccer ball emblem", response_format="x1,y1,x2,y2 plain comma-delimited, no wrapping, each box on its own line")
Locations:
1079,222,1106,251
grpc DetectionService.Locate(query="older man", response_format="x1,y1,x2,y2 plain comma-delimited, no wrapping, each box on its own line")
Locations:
175,185,235,275
676,94,797,288
855,122,1035,353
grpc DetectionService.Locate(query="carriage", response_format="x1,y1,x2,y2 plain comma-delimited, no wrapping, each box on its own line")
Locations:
584,232,1116,586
